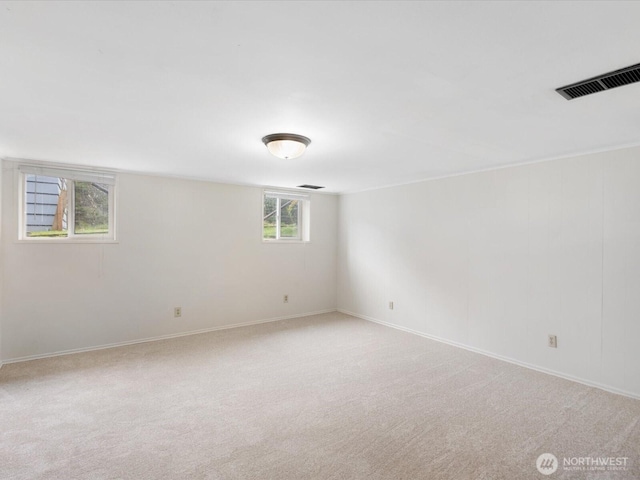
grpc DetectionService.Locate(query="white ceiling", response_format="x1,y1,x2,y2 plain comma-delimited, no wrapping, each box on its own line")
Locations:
1,1,640,193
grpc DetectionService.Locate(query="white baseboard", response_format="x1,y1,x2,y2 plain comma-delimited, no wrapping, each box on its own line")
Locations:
337,309,640,401
2,309,337,365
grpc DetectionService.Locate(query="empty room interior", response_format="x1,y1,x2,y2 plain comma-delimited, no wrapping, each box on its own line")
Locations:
2,1,640,479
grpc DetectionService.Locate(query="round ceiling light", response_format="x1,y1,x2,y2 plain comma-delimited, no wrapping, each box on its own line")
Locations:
262,133,311,160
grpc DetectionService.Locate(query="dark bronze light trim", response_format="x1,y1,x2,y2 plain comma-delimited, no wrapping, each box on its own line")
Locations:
261,133,311,147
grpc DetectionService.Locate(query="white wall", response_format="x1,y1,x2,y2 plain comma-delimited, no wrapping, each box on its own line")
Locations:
338,146,640,398
0,161,3,367
1,162,338,361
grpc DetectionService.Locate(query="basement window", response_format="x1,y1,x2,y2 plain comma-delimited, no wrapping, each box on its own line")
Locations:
263,191,310,242
19,165,116,241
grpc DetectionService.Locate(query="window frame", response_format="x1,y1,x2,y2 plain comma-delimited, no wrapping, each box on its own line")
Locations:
18,165,117,243
262,190,310,243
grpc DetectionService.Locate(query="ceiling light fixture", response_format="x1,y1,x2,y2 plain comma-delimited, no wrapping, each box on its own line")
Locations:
262,133,311,160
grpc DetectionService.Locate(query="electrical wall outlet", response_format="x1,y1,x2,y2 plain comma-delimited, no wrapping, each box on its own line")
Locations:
389,301,394,310
283,294,289,303
548,334,557,348
174,307,182,318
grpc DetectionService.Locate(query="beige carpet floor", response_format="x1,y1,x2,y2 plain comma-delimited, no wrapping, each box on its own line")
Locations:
1,312,639,480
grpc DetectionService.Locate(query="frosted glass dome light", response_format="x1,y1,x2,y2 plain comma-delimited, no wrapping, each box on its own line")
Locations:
262,133,311,160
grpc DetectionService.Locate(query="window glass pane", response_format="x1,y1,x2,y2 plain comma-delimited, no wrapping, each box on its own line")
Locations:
74,182,109,235
263,195,277,239
280,199,299,238
25,175,69,238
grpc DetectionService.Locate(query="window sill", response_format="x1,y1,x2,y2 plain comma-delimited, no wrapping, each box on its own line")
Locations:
262,239,310,244
16,238,119,244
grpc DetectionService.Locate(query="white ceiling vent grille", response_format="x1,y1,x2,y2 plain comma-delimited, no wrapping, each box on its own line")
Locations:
556,62,640,100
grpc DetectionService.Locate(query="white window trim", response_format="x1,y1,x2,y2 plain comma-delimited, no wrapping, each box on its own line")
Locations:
18,165,117,243
262,190,310,243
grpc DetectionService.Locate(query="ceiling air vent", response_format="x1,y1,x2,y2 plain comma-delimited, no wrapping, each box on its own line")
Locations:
297,184,324,190
556,62,640,100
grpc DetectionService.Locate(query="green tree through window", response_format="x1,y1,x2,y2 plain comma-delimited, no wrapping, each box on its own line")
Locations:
74,182,109,234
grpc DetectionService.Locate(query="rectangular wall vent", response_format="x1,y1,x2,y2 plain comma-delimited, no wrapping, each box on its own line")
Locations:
297,184,324,190
556,62,640,100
